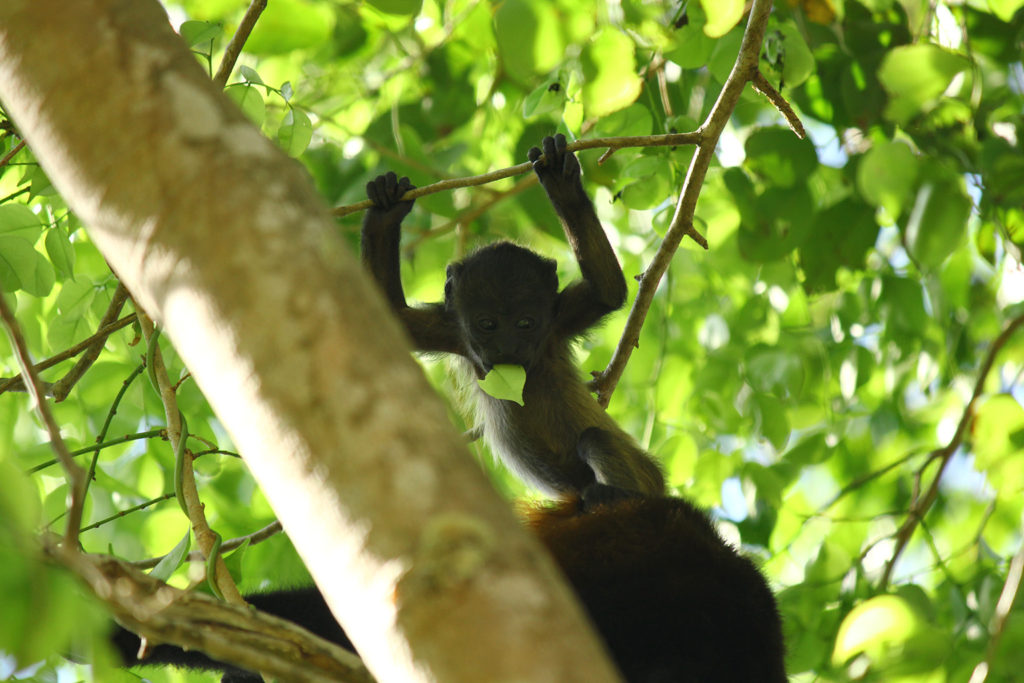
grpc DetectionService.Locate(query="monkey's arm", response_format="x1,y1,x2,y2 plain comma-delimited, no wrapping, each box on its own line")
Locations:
529,135,628,336
361,173,464,354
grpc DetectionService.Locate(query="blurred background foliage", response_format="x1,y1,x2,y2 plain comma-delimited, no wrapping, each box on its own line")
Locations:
1,0,1024,681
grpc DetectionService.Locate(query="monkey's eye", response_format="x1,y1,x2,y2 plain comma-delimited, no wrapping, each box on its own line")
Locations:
477,318,497,331
516,318,535,330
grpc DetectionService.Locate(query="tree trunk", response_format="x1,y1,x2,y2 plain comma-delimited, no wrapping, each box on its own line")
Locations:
0,0,621,680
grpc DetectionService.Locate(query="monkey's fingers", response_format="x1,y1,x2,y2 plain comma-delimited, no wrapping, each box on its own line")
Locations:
527,145,543,166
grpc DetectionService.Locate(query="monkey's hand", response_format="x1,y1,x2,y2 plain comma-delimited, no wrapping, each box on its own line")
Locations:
528,134,587,206
365,171,416,224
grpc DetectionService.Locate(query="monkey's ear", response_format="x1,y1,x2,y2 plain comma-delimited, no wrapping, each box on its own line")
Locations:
444,263,463,306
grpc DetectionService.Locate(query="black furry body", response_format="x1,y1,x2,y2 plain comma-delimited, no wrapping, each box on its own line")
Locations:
113,493,786,682
361,135,663,496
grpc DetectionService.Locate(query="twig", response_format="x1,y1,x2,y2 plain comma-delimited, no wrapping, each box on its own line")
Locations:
131,519,285,570
53,548,371,683
0,285,87,549
333,133,703,218
751,71,806,139
0,139,26,168
402,174,539,253
80,492,178,532
0,312,137,395
591,0,778,406
50,282,130,400
28,428,165,473
880,311,1024,588
138,313,244,604
968,544,1024,683
213,0,267,87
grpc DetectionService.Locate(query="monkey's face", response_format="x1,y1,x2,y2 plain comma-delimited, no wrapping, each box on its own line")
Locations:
459,299,554,374
446,242,560,376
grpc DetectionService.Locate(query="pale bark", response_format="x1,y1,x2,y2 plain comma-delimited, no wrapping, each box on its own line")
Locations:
0,0,621,680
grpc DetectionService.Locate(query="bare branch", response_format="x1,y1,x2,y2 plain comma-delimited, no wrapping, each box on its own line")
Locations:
0,312,137,396
752,70,806,139
50,282,131,400
333,132,703,218
0,286,87,548
881,311,1024,588
592,0,779,406
54,547,372,683
138,312,244,604
213,0,266,87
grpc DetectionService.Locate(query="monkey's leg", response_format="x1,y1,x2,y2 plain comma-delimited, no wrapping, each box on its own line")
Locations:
577,427,664,495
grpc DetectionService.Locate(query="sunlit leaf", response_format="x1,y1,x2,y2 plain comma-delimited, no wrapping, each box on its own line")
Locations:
582,28,643,117
699,0,743,38
879,44,969,124
278,108,313,157
226,83,266,127
857,141,919,219
244,0,334,55
477,365,526,406
0,235,54,296
903,177,970,270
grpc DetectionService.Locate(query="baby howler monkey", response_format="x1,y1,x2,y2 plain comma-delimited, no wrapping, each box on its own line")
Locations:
361,134,663,497
112,488,787,682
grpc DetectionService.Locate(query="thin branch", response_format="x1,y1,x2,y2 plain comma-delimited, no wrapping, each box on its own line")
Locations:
0,139,26,168
213,0,267,87
131,519,285,570
591,0,778,406
0,312,137,395
751,70,806,139
333,133,703,218
0,285,87,549
50,282,130,400
80,492,177,532
53,547,372,683
138,312,244,604
969,544,1024,683
880,311,1024,588
402,174,539,253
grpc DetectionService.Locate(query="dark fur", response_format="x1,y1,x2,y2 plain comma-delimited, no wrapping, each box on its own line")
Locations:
113,491,786,682
361,135,663,497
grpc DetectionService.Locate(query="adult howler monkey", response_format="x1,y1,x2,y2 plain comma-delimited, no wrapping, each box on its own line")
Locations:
361,134,663,497
112,488,787,683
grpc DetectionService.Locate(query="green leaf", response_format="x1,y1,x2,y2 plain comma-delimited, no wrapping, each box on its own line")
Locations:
0,235,55,296
179,20,221,48
151,531,192,582
477,365,526,406
366,0,423,15
226,83,266,127
974,396,1024,470
44,227,75,279
699,0,743,38
834,594,923,664
55,278,95,316
278,108,313,156
737,185,814,262
582,28,643,117
0,203,44,238
988,0,1024,21
777,23,815,89
903,177,971,270
244,0,334,55
744,127,819,188
856,141,919,219
878,44,969,124
495,0,562,83
522,81,566,119
238,64,263,85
